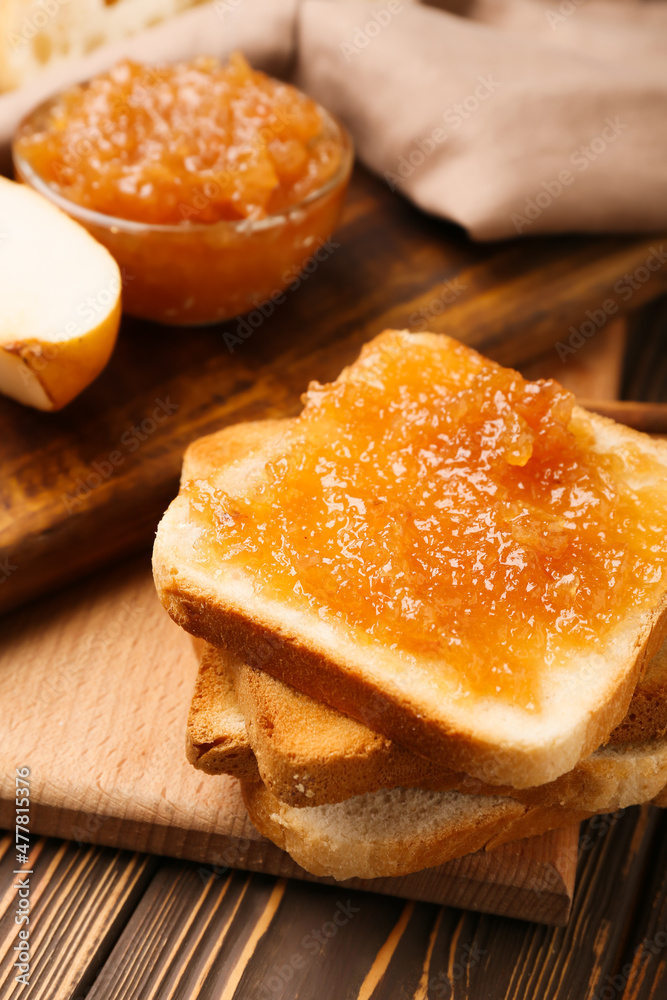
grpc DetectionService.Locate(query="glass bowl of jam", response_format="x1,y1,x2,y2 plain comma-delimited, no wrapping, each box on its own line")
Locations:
12,55,353,326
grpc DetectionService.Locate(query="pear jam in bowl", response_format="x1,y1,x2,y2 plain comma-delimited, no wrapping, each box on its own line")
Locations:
13,54,353,325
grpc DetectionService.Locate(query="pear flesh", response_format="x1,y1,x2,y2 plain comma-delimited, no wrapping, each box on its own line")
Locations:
0,176,121,411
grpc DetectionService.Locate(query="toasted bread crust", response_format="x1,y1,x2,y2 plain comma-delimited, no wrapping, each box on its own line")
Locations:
607,644,667,745
180,418,290,486
234,660,455,804
185,643,259,780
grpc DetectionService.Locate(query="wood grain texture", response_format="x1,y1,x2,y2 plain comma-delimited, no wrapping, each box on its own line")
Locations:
619,808,667,1000
87,870,413,1000
522,316,627,401
577,400,667,435
4,807,658,1000
450,807,661,1000
0,555,577,922
85,867,285,1000
624,296,667,403
2,166,667,614
0,834,156,1000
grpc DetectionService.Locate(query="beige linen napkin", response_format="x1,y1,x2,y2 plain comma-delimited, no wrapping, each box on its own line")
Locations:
1,0,665,240
298,0,667,238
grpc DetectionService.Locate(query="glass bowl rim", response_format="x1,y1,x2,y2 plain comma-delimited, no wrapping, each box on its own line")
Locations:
12,94,354,236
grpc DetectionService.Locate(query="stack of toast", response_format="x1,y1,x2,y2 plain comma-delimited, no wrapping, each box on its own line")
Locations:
153,330,667,881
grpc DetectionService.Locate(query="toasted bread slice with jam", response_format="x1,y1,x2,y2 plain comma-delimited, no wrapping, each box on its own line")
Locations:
182,420,667,803
155,331,667,788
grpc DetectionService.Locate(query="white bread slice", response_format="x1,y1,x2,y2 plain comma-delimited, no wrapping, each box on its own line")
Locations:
240,780,592,881
0,0,205,93
235,650,667,812
154,331,667,788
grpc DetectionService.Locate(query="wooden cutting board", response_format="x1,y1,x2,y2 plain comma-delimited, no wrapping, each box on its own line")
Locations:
2,165,667,615
0,554,579,925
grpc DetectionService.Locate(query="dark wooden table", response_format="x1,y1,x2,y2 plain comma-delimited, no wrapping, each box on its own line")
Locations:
0,806,666,999
1,298,667,1000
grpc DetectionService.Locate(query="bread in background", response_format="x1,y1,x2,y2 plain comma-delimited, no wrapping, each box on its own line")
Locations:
0,0,208,92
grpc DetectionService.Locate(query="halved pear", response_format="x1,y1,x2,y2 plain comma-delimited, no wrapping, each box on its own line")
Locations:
0,176,121,411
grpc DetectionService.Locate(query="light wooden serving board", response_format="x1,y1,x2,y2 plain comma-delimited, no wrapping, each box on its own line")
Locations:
0,554,578,925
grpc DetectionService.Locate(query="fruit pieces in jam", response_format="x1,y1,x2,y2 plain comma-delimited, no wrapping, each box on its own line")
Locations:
187,332,667,708
15,53,343,225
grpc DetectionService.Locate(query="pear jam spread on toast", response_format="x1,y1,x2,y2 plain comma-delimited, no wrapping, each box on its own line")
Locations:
185,332,667,709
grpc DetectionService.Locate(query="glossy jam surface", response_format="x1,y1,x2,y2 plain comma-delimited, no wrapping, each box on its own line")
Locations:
188,332,667,706
15,53,343,225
